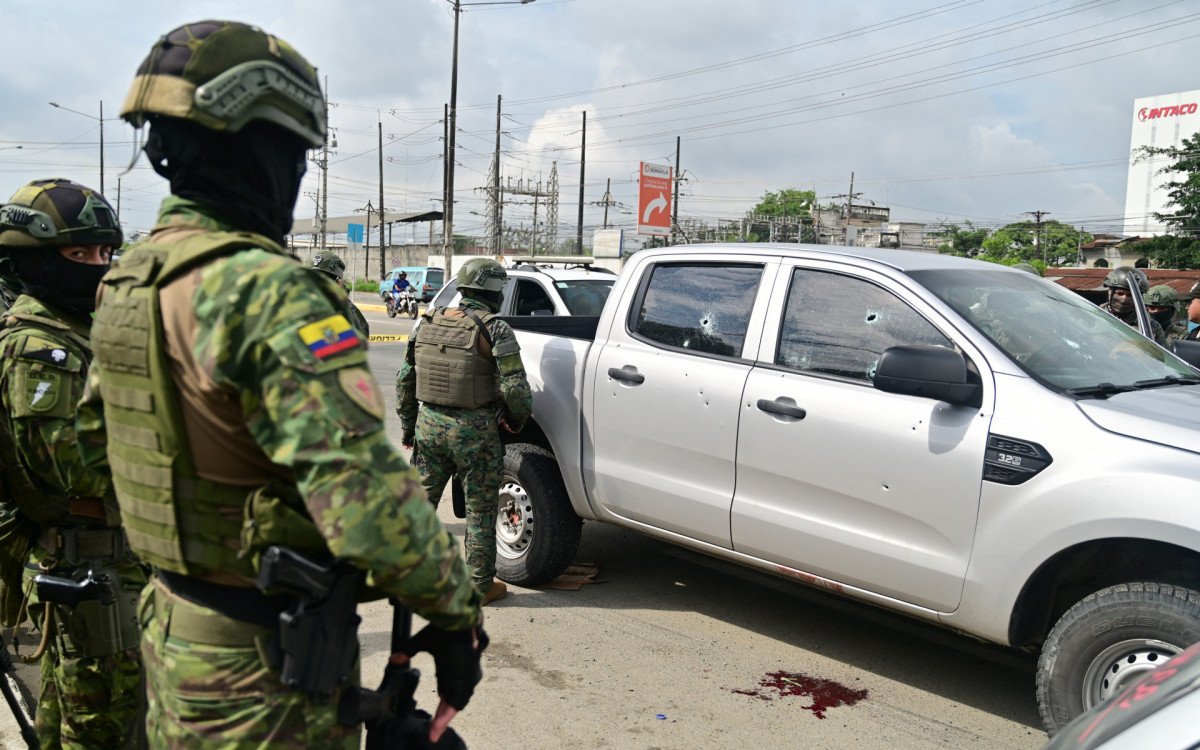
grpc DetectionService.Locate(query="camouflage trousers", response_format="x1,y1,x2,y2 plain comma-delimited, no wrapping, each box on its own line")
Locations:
140,576,360,750
21,553,147,750
413,405,503,590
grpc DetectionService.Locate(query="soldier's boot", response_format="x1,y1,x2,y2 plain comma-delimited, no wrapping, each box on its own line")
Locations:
481,580,507,605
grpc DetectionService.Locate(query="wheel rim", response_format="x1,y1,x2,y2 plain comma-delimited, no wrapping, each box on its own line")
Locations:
496,479,534,560
1082,638,1181,708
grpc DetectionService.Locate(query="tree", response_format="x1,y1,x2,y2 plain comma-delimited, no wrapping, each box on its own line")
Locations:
1133,234,1200,269
1136,131,1200,236
752,188,815,218
929,220,989,257
978,220,1090,265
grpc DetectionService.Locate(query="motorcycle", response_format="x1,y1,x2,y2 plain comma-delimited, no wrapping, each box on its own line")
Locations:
396,289,419,319
384,291,398,318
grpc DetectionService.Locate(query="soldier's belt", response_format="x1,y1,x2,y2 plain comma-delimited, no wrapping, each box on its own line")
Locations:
37,526,125,564
151,576,276,648
157,570,286,633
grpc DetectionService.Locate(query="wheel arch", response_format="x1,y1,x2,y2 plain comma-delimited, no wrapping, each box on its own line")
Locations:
1009,537,1200,650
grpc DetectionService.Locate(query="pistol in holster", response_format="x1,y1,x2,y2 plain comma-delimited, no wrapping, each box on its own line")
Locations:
255,546,362,702
34,566,139,657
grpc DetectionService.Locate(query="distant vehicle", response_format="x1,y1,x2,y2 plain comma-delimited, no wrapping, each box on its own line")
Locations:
493,242,1200,735
379,266,445,302
428,256,616,317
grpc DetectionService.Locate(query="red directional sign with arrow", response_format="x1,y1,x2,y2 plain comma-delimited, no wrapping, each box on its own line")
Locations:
637,161,673,236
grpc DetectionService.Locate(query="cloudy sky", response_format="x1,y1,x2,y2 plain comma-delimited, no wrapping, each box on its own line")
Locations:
1,0,1197,249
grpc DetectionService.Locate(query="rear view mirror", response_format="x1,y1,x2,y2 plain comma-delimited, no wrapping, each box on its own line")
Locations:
874,345,981,407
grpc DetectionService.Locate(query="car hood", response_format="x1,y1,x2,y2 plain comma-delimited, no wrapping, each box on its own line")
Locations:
1075,386,1200,455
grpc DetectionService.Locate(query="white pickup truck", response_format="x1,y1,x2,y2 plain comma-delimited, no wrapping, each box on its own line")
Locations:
491,243,1200,734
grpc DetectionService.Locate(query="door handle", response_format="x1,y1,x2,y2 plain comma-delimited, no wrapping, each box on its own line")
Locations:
756,399,806,420
608,367,645,385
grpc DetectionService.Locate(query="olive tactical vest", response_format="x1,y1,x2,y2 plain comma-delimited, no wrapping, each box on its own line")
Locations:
0,307,93,524
413,308,502,409
89,230,312,578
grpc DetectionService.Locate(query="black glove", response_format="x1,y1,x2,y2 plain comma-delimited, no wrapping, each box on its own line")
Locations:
402,426,416,447
366,709,466,750
403,623,488,711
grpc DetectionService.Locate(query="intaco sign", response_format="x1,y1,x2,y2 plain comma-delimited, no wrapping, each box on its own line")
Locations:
1138,102,1198,121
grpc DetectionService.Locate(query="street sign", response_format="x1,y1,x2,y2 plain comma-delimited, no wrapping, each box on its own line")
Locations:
347,222,364,256
637,162,672,236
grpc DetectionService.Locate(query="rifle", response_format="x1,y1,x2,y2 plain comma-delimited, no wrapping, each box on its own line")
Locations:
0,633,38,749
340,600,466,750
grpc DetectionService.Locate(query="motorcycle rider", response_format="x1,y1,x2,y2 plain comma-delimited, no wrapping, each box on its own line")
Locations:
389,271,416,315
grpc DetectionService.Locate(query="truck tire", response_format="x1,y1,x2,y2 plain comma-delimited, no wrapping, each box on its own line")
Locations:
1037,582,1200,734
494,443,581,587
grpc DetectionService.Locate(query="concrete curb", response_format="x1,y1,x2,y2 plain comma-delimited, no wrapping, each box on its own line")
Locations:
357,303,387,312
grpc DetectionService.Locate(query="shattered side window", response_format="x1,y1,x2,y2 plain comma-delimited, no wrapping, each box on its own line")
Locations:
776,269,949,382
633,263,763,357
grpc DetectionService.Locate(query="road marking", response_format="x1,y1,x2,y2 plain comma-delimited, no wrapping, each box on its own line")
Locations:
368,334,409,343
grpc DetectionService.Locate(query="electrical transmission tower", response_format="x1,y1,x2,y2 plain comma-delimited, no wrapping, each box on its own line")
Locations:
504,163,559,254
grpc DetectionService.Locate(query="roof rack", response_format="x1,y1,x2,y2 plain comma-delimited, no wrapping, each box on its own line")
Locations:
508,255,615,274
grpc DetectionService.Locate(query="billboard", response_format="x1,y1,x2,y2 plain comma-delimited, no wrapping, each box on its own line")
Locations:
1124,89,1200,236
637,162,673,236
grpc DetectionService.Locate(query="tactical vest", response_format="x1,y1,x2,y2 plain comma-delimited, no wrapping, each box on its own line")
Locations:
0,306,93,524
89,230,322,579
414,308,502,409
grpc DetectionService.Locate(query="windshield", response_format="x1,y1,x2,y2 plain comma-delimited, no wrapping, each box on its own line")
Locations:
554,278,615,315
909,268,1198,393
425,269,444,286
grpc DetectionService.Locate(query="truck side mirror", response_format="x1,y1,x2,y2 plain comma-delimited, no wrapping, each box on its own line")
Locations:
1171,339,1200,370
874,345,981,407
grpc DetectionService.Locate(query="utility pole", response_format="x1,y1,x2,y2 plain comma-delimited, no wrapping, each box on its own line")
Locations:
532,193,540,255
1026,210,1051,264
364,200,373,280
844,171,855,246
1077,226,1084,267
602,177,612,228
115,177,122,224
672,136,681,245
378,119,385,278
442,102,451,274
577,111,586,255
493,94,503,255
98,100,105,194
446,2,462,275
319,77,330,252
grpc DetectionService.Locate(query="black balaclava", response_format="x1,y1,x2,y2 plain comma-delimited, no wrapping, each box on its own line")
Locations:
143,118,308,246
463,288,504,314
6,249,108,317
1151,308,1175,329
1107,289,1135,322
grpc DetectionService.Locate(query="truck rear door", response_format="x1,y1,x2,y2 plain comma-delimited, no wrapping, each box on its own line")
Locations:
588,256,777,548
731,260,995,612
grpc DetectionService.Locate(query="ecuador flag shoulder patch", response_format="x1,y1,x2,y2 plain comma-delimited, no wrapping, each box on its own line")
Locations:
298,314,359,359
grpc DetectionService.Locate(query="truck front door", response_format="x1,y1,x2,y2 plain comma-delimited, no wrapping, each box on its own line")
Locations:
589,258,775,548
731,263,994,611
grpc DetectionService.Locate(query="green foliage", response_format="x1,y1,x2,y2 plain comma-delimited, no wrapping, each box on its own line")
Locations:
1136,131,1200,235
930,221,989,257
976,220,1090,265
752,189,816,217
1132,234,1200,269
350,279,378,292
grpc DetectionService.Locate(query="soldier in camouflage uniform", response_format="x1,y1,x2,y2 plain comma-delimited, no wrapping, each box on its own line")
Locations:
1182,281,1200,342
76,21,484,748
1103,266,1166,346
310,251,369,336
1145,284,1188,345
0,179,146,749
397,258,533,605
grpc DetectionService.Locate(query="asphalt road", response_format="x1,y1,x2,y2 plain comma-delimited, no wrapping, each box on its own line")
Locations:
0,304,1048,749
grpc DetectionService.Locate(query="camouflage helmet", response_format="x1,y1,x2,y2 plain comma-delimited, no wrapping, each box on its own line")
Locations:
1144,284,1178,308
1012,262,1041,276
456,258,507,292
121,20,326,148
0,178,122,250
1103,265,1149,294
310,252,346,280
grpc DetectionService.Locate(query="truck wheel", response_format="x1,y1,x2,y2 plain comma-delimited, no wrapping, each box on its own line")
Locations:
494,443,581,587
1037,582,1200,734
